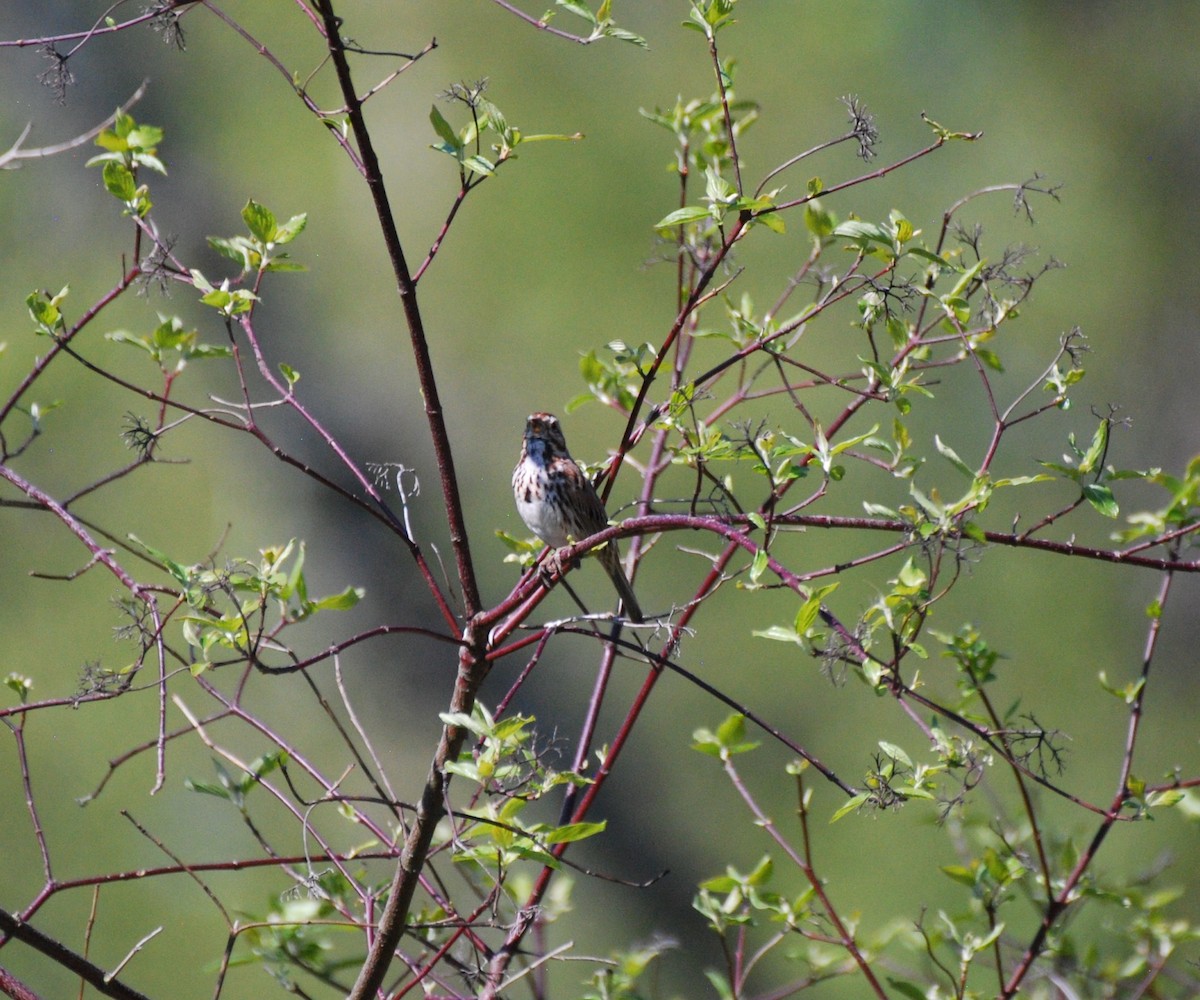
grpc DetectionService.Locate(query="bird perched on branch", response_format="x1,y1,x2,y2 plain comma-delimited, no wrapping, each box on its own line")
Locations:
512,412,643,622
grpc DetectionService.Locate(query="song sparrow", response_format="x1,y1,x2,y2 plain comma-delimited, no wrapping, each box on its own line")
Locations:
513,412,643,622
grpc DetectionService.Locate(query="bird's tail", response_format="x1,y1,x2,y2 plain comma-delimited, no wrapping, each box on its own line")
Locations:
601,543,643,622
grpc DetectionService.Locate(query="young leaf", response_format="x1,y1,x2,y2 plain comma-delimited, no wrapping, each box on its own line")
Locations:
542,820,606,845
429,104,461,150
1082,483,1118,518
830,792,871,823
312,586,365,611
878,741,913,769
655,205,711,230
935,435,974,477
102,161,137,201
748,547,768,583
273,213,308,245
242,199,277,243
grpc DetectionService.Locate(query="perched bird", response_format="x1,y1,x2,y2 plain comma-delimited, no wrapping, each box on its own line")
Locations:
512,412,643,622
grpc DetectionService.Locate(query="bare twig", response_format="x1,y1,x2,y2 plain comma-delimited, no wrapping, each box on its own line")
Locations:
0,80,148,169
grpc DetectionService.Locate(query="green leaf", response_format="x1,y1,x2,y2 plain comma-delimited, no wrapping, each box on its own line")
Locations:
655,204,711,230
907,246,951,266
273,213,308,245
752,209,785,234
127,534,193,587
830,792,870,822
556,0,598,24
908,481,943,520
1098,670,1145,704
748,546,768,583
510,130,586,144
961,520,987,542
992,473,1053,488
745,854,774,886
896,557,927,589
184,779,232,799
947,257,985,301
715,713,746,747
429,104,461,150
1147,789,1185,809
752,625,803,644
102,161,137,201
199,285,257,317
804,200,835,237
693,714,759,758
702,970,735,1000
1078,418,1108,474
940,864,977,887
975,347,1004,371
795,583,836,635
462,154,496,176
246,750,287,781
605,26,648,47
1082,483,1118,518
477,99,507,137
935,435,974,477
698,873,738,893
207,235,254,268
543,820,606,844
4,673,32,702
26,290,64,332
443,759,481,783
921,112,980,141
242,200,277,242
887,979,930,1000
832,219,892,245
126,124,164,150
878,741,912,769
312,586,365,611
941,295,971,324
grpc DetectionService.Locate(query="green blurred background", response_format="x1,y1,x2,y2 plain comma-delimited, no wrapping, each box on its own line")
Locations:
1,2,1198,997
